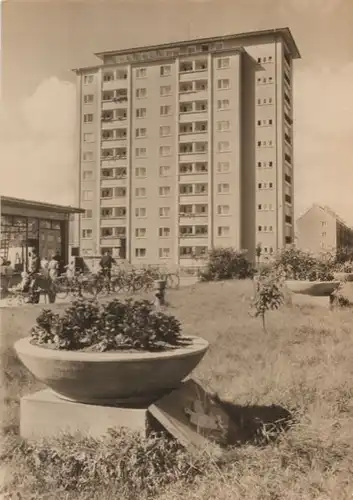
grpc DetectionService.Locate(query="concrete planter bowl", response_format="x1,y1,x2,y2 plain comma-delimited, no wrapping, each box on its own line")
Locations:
14,336,209,406
333,272,353,282
285,280,340,296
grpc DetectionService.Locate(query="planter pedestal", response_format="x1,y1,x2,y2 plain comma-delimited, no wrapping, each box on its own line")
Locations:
20,389,159,440
289,294,332,309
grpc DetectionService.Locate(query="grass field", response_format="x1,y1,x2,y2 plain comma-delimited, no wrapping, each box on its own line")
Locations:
1,280,353,499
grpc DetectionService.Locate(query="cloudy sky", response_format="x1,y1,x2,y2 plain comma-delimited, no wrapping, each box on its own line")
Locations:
1,0,352,223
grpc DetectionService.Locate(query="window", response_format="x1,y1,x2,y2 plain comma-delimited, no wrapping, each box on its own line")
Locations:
116,69,128,80
159,165,171,177
217,141,230,152
101,188,113,198
103,71,114,82
102,130,114,140
83,151,94,161
195,80,208,91
116,207,127,218
82,190,93,201
83,133,94,142
136,68,147,78
217,205,230,215
84,75,94,84
217,57,229,69
195,162,208,173
135,147,147,158
160,85,172,96
160,105,171,116
115,187,126,197
160,65,171,76
160,146,171,157
101,228,113,238
83,170,93,180
217,79,230,90
217,183,230,194
83,209,92,219
135,248,146,257
136,127,147,138
135,207,146,217
136,108,147,119
195,100,207,112
216,120,230,131
136,88,147,98
135,167,146,177
84,94,94,104
218,226,230,237
159,227,171,237
101,208,113,218
180,246,193,257
102,168,114,178
160,125,171,137
159,186,171,196
180,102,193,113
217,161,230,173
180,184,193,195
159,207,171,217
180,163,192,174
116,167,127,178
83,113,93,123
159,248,170,258
195,142,207,153
286,215,292,224
179,82,193,93
195,183,207,194
321,221,327,227
285,194,292,203
135,228,146,238
195,225,208,235
180,61,193,73
195,60,207,71
82,229,92,239
135,187,146,197
217,99,229,110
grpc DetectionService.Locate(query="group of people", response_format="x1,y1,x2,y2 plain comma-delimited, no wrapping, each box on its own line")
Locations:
22,249,64,293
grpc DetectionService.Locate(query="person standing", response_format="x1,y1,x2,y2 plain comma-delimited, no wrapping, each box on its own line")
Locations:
99,250,116,281
48,254,59,281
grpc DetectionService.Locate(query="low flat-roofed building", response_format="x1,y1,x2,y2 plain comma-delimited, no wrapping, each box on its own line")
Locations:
1,196,83,272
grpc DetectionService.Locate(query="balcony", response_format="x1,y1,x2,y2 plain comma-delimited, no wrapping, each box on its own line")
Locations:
179,60,208,81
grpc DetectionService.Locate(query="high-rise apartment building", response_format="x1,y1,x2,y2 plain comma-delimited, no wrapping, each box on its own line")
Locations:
72,27,300,266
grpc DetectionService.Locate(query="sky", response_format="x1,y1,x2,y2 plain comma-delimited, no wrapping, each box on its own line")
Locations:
0,0,353,224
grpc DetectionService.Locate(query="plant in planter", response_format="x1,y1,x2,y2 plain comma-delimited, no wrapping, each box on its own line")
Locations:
14,298,209,405
31,298,183,352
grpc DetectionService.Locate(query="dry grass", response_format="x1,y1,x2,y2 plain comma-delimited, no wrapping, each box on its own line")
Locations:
2,280,353,499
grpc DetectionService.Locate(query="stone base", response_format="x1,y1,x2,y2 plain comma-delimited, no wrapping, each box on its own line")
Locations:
20,389,151,440
290,293,332,308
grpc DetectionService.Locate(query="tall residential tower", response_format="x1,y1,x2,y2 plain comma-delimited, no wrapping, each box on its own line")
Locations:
72,27,300,266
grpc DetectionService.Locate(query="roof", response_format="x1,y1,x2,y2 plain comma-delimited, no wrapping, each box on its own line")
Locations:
1,196,84,215
297,203,351,229
94,27,300,60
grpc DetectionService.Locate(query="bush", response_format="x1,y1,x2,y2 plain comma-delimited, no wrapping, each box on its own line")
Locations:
30,298,183,352
272,247,335,282
199,248,255,281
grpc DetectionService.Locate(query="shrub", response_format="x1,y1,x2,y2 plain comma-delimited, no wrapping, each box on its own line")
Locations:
199,247,255,281
30,298,183,352
273,247,335,281
250,270,284,333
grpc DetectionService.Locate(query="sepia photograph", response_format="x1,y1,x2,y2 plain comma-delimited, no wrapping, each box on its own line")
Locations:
1,0,353,498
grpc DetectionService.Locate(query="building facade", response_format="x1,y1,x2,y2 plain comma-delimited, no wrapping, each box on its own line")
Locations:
296,204,353,255
0,196,83,272
73,27,300,266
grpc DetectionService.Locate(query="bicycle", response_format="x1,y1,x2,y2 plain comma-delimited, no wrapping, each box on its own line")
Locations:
54,272,96,300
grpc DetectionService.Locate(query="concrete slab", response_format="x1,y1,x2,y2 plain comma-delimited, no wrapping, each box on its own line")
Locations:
20,389,149,440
